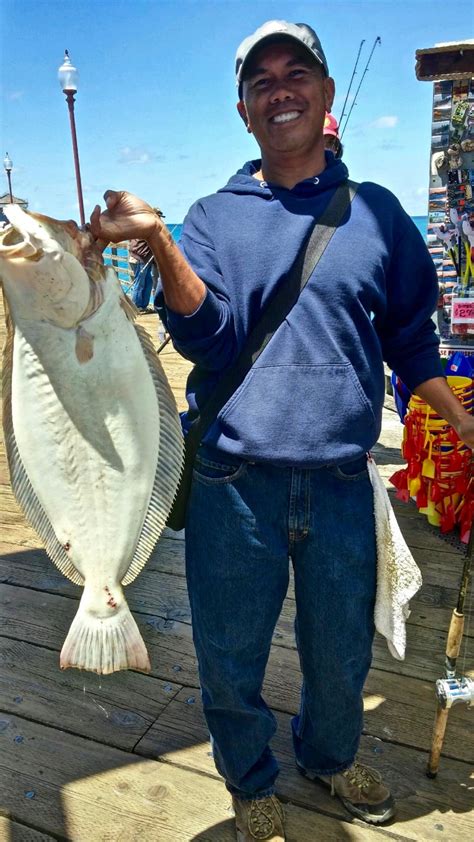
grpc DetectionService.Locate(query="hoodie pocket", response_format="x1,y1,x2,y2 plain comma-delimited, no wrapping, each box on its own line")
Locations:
218,363,376,463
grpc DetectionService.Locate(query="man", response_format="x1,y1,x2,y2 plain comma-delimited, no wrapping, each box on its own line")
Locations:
128,207,165,313
91,20,474,842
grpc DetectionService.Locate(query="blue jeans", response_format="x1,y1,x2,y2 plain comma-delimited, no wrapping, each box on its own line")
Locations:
131,260,154,309
185,445,376,799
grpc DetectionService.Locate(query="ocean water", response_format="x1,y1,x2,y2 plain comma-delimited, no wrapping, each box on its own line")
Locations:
167,223,183,242
412,215,428,240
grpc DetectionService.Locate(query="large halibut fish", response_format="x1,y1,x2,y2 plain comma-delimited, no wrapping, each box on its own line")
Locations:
0,206,184,674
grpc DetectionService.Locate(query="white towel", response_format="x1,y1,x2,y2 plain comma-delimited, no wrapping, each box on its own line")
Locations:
367,456,422,660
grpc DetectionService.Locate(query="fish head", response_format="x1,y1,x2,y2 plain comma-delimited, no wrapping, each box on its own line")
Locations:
0,205,105,328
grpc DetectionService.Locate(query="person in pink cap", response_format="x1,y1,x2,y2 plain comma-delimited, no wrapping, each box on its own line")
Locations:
324,112,343,158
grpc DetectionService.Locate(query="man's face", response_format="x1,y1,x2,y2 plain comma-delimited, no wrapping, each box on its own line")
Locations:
238,42,335,159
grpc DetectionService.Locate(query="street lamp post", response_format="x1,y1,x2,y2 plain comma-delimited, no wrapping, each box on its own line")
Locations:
3,153,13,203
58,50,85,226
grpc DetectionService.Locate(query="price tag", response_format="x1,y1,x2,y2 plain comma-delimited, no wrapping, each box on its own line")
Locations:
451,298,474,325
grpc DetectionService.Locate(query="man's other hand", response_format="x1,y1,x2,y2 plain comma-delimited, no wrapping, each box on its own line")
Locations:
455,413,474,450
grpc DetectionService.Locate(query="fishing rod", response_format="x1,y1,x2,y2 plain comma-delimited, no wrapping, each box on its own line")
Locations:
426,519,474,777
340,36,381,140
338,39,365,130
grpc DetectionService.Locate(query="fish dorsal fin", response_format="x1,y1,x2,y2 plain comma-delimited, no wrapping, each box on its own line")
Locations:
121,324,184,586
119,293,138,322
2,300,84,586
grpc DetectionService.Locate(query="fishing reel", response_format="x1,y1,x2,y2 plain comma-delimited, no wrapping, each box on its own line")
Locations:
435,676,474,709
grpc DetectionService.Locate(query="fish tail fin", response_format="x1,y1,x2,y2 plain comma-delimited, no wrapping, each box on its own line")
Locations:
60,583,151,674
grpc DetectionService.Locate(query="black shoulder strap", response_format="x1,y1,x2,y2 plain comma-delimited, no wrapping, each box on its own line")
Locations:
186,179,359,449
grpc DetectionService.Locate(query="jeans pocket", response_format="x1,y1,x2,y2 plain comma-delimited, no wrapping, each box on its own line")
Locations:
328,454,368,481
193,453,248,485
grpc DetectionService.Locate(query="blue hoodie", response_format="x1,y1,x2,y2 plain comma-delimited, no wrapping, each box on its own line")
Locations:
158,155,442,467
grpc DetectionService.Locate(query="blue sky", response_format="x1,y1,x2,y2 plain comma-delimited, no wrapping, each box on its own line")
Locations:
1,0,468,222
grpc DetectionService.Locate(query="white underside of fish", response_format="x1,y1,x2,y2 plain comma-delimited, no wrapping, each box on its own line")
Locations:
3,271,184,674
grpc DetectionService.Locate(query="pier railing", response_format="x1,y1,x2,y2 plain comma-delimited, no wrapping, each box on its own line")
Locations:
103,242,134,292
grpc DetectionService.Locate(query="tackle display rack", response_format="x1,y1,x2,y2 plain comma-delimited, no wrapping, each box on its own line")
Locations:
416,41,474,358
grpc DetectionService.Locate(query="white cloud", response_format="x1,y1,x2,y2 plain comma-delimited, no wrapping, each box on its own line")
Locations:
370,115,398,129
118,146,154,165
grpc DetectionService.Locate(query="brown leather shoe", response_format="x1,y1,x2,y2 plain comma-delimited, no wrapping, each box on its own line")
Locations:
232,794,286,841
298,760,395,824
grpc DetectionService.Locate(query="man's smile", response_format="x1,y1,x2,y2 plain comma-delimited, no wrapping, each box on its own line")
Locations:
270,110,302,124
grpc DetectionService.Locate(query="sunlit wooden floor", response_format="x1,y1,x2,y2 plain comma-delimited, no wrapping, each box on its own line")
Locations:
1,303,472,841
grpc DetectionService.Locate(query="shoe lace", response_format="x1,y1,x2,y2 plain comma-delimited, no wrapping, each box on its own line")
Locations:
342,762,382,795
248,797,278,839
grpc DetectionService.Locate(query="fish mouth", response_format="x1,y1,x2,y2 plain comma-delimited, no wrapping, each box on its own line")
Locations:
0,205,105,281
0,217,43,260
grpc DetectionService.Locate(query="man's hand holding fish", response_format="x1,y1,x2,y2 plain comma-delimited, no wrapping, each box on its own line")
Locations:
90,190,163,245
91,190,206,316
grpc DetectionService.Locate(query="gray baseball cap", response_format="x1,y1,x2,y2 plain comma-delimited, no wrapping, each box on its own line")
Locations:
235,20,329,94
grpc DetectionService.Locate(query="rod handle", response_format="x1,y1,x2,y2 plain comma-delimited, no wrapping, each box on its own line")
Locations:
426,703,449,777
446,609,464,659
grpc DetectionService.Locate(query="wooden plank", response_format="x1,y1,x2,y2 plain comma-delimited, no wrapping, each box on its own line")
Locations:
136,651,473,766
1,541,472,663
1,585,472,763
0,524,39,549
0,816,57,841
372,625,473,682
0,565,469,688
135,688,474,840
2,561,472,690
0,536,187,578
1,530,465,589
362,672,473,764
0,716,389,842
0,637,182,751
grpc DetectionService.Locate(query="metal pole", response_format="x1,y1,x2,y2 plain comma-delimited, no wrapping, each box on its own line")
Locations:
6,170,13,203
65,91,85,226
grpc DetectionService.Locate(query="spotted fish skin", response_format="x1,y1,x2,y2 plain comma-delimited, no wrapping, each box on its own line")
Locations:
0,206,184,674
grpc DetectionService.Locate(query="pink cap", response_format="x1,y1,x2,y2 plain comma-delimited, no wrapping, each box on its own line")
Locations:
323,113,339,138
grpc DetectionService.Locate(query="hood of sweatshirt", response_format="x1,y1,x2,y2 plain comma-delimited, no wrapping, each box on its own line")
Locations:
217,152,349,200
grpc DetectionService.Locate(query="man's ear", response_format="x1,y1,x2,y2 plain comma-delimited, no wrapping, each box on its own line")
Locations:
237,100,251,132
324,77,336,114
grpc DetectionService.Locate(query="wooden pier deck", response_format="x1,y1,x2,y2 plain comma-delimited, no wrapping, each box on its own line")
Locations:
0,302,472,841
